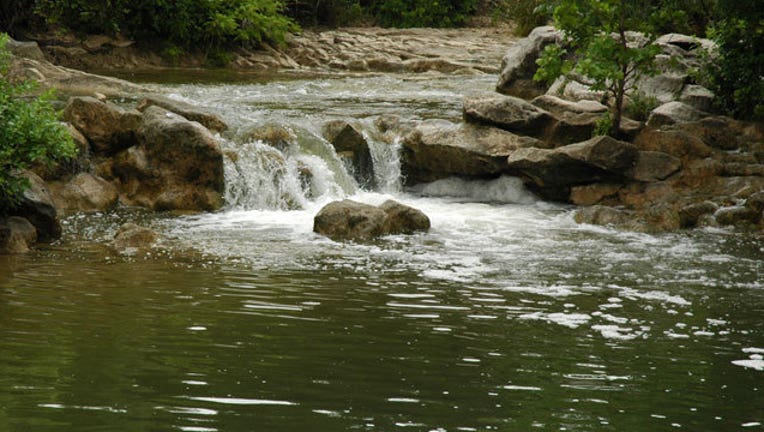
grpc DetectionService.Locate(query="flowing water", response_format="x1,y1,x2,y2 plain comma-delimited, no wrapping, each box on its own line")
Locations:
1,71,763,431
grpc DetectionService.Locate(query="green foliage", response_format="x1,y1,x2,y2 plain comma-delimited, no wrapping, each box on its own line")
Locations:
649,0,717,36
706,0,764,120
0,33,75,211
284,0,367,27
625,91,660,121
34,0,298,50
370,0,479,28
535,0,661,136
491,0,552,36
593,111,612,136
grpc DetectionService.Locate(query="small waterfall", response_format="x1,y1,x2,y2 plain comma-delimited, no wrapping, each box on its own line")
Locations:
221,123,362,211
365,130,403,194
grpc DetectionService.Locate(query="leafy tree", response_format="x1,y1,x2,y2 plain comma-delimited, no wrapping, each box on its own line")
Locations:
0,33,75,212
370,0,479,28
534,0,661,137
706,0,763,120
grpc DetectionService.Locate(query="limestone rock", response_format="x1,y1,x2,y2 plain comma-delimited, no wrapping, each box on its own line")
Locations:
322,120,376,189
633,129,714,162
137,96,228,132
12,171,61,242
113,107,225,211
570,183,622,206
313,200,387,241
401,121,541,184
531,95,608,116
0,217,37,255
380,200,431,234
7,39,46,62
678,201,719,228
313,199,430,241
574,205,634,227
647,101,709,128
679,85,715,112
715,206,760,226
627,151,681,182
506,136,638,200
63,97,142,155
496,26,562,98
48,173,119,215
463,94,555,137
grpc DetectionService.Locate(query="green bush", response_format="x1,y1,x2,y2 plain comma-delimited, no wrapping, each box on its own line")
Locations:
0,33,75,212
491,0,551,36
370,0,479,28
34,0,298,50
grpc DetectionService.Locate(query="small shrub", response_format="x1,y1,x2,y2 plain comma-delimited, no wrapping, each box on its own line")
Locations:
0,33,75,212
491,0,551,36
625,92,660,122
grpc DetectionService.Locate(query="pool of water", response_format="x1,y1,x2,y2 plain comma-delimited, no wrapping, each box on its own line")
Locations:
1,71,763,431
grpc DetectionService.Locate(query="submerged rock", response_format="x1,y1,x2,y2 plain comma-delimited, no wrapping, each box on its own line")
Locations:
112,223,158,254
313,199,430,241
0,217,38,255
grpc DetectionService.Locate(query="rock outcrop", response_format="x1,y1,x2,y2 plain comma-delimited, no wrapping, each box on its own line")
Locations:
111,107,225,211
48,173,119,215
137,96,228,133
322,120,376,189
401,121,540,184
313,199,430,241
13,171,62,242
63,96,142,155
496,26,562,98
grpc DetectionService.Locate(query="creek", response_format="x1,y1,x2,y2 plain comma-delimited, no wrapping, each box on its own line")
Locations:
1,71,763,431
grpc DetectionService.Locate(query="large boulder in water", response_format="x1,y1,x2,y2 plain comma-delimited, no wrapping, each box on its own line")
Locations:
63,97,142,155
506,136,638,201
496,26,562,98
112,106,225,211
322,120,376,189
313,199,430,241
401,121,541,184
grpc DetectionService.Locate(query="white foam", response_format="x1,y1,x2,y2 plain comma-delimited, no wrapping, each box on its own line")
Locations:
518,312,591,329
411,176,537,204
732,359,764,371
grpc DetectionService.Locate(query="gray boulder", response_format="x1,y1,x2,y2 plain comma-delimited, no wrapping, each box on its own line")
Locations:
7,39,46,62
313,199,430,241
401,121,541,184
112,107,225,211
322,120,376,189
63,97,142,155
496,26,562,98
137,96,228,133
647,101,709,128
679,85,715,112
463,94,555,137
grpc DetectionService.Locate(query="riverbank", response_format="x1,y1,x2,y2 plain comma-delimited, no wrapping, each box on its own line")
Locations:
28,26,516,75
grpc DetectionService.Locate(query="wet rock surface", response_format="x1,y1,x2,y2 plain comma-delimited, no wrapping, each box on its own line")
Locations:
313,199,430,241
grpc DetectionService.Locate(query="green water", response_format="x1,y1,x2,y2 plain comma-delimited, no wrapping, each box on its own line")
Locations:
2,72,764,431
